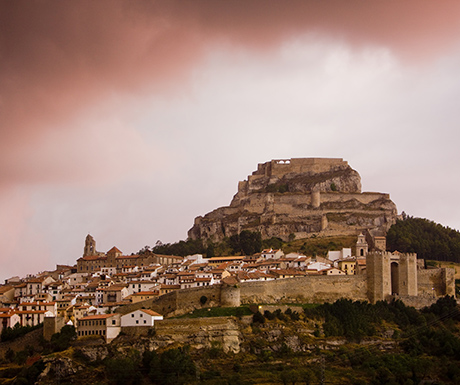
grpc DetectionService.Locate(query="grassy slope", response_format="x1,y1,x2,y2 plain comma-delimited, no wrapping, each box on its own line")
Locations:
281,235,357,256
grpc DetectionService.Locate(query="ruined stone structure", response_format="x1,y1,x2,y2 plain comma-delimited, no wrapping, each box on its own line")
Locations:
188,158,398,242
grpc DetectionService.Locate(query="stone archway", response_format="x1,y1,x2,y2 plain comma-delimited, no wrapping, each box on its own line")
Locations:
391,262,399,295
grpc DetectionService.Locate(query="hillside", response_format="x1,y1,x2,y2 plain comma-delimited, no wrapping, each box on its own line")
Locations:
387,216,460,262
4,297,460,384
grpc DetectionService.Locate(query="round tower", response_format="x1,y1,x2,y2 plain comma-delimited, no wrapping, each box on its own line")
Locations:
311,190,321,208
220,284,241,307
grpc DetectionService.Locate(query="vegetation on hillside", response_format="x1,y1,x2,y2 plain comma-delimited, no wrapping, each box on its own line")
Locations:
3,297,460,384
0,323,43,342
387,215,460,262
139,231,356,259
139,239,206,257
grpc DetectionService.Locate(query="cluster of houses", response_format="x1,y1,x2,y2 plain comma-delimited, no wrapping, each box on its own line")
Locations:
0,234,373,342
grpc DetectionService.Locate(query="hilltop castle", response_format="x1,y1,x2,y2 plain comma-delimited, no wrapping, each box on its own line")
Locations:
188,158,397,242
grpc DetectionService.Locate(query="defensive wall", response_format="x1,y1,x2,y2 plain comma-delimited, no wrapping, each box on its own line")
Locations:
115,259,455,318
43,315,67,341
417,268,455,298
116,285,223,317
116,275,368,317
252,158,349,178
239,275,368,304
231,191,392,216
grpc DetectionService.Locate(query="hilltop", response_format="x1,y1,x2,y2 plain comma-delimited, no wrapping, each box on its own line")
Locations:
387,215,460,263
188,158,397,243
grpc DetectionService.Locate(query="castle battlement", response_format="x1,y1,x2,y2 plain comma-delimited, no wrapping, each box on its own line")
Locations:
253,158,348,178
367,251,418,303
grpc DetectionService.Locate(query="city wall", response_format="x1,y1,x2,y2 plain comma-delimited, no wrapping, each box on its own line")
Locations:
43,316,67,341
115,265,454,318
116,285,223,317
239,275,368,304
117,275,368,317
417,268,456,298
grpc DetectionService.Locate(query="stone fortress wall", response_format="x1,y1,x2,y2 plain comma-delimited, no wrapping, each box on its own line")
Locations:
252,158,350,178
117,253,455,318
238,275,368,304
223,191,391,215
238,158,356,198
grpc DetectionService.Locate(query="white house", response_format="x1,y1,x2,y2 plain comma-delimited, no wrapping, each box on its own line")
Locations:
126,281,159,296
121,309,163,327
0,311,20,332
261,249,284,260
306,261,331,272
184,254,206,264
328,248,352,262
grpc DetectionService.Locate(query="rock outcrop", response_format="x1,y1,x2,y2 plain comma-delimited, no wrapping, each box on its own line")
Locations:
188,158,397,242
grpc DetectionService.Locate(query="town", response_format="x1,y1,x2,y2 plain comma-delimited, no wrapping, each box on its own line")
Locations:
0,231,455,343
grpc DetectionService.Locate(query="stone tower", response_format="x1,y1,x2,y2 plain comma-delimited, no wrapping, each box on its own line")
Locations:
220,284,241,307
356,233,368,257
83,234,96,257
311,190,321,208
367,251,418,303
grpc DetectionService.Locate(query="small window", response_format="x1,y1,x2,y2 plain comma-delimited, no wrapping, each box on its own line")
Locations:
136,320,139,324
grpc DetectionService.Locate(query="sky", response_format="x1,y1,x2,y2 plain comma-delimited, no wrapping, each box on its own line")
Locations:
1,1,460,281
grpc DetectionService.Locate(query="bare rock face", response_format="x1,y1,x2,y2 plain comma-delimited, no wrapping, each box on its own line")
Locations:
188,158,397,242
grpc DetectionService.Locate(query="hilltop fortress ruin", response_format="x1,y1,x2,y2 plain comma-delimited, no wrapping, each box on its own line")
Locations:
188,158,398,242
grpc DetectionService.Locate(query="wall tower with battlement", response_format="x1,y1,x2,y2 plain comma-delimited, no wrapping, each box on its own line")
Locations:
367,251,418,303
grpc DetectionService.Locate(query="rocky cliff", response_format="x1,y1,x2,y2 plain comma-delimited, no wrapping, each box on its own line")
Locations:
188,158,397,242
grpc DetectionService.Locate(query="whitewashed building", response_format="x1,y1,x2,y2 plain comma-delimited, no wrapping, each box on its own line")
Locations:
121,309,163,327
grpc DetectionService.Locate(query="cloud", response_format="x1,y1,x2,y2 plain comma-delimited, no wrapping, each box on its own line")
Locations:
1,1,460,280
2,1,460,162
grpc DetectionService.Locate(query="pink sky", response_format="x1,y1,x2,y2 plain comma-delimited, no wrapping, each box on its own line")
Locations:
2,1,460,280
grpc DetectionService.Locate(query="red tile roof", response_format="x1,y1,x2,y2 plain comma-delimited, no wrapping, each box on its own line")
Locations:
78,313,118,320
140,309,162,317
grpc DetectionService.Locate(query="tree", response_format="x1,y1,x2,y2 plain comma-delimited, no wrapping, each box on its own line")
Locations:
49,325,76,352
105,356,141,385
149,347,195,385
230,230,262,255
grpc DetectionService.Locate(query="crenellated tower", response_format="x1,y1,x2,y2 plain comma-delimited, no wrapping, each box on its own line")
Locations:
367,251,418,303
